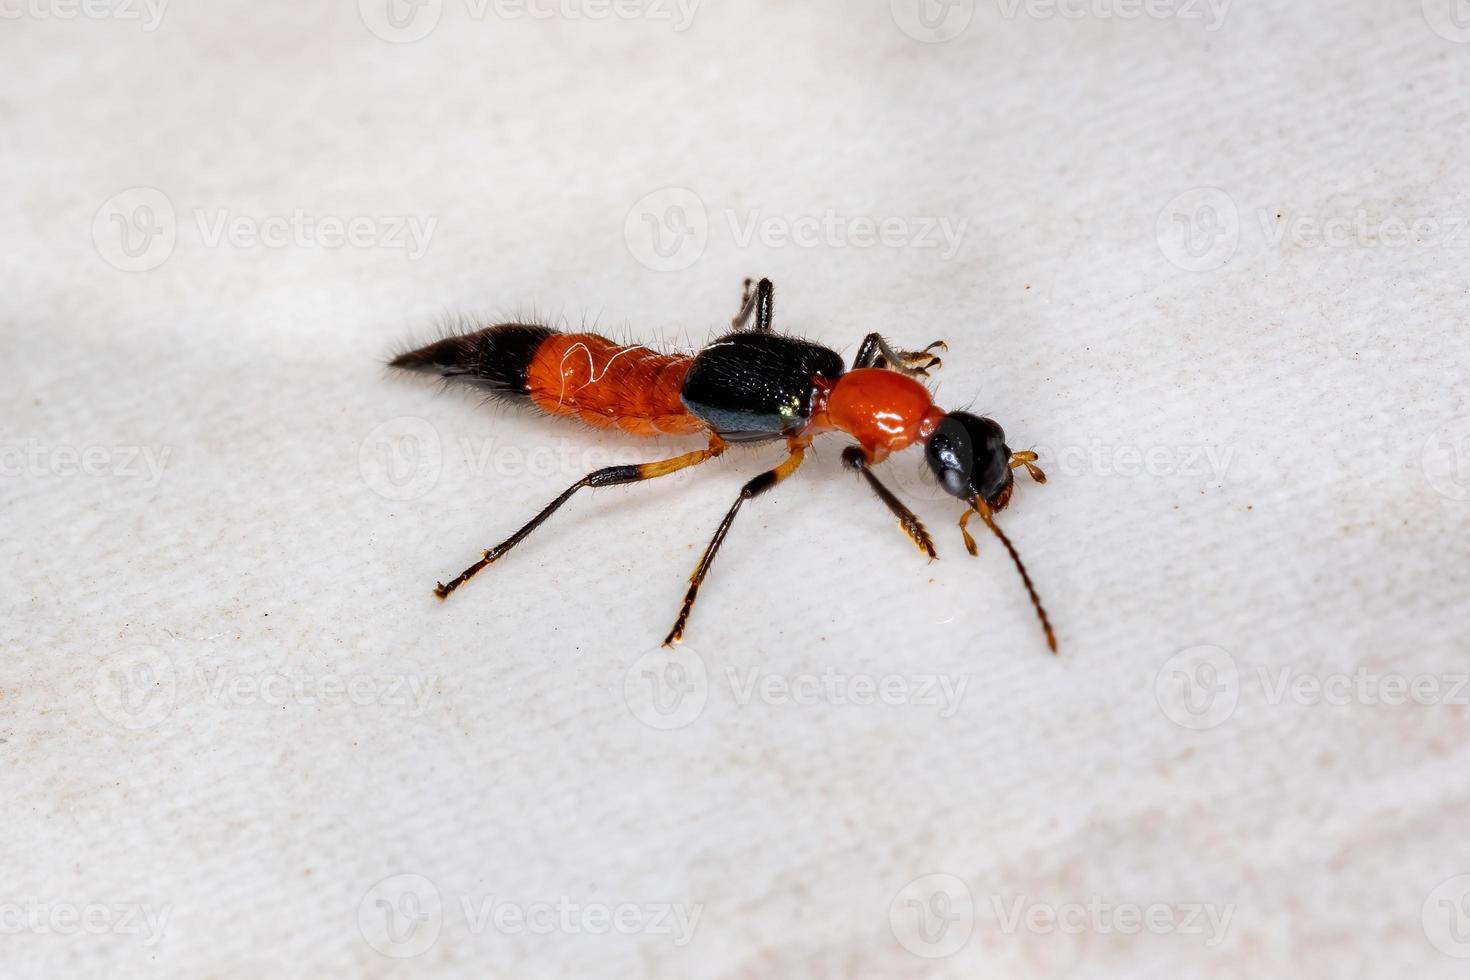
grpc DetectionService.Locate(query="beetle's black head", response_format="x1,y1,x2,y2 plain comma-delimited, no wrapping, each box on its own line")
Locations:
923,411,1056,653
924,411,1013,506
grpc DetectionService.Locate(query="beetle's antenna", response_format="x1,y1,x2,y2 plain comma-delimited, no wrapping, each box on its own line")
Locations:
972,496,1057,654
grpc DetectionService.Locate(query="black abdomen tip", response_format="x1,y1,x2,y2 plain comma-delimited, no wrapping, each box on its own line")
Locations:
390,322,556,398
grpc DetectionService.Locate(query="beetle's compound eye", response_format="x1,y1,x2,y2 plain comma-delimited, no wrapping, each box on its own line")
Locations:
924,412,1011,501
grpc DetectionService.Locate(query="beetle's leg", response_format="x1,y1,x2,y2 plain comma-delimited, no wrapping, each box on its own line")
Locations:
851,333,885,369
434,434,727,600
852,333,946,377
731,278,756,329
841,446,936,559
1010,450,1047,484
663,440,807,646
731,277,775,332
895,340,947,376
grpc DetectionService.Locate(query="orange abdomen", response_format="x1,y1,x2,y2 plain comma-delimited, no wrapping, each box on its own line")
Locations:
524,333,703,437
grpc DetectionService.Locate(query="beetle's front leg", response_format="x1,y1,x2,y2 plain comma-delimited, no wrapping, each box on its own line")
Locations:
841,446,936,558
852,333,947,377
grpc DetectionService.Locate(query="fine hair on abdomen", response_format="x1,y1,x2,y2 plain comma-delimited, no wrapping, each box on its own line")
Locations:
390,324,702,437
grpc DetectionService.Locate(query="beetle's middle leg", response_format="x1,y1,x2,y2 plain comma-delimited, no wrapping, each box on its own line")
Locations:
731,277,775,332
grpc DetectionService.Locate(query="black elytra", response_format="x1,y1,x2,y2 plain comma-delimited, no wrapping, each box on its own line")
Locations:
679,332,846,443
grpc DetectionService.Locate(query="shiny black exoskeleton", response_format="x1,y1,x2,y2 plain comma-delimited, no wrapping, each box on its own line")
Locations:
680,332,845,442
925,412,1015,505
398,275,1056,652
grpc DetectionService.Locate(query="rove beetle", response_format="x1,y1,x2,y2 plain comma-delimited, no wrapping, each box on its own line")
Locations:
390,277,1055,651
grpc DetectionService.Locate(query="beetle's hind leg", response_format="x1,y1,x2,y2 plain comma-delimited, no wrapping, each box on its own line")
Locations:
434,434,727,600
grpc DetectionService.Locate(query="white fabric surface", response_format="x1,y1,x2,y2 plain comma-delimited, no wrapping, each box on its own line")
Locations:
3,0,1468,976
